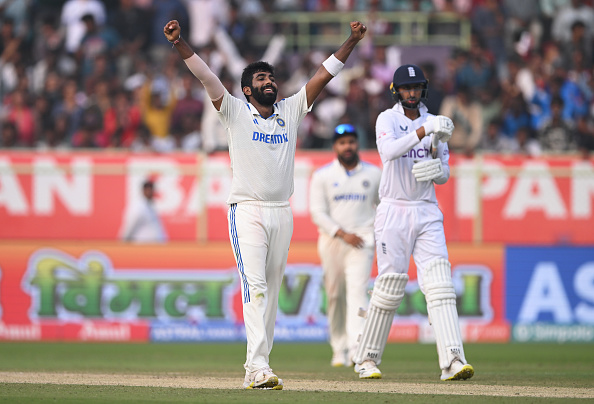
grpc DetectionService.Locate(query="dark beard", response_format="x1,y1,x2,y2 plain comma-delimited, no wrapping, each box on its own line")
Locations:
251,86,277,106
401,98,420,109
338,152,359,167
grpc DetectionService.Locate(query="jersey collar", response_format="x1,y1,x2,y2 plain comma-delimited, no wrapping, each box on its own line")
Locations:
246,102,280,118
334,159,362,176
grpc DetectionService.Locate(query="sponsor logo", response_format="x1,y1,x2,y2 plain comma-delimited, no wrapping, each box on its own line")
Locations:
252,131,289,144
333,193,367,201
402,147,430,159
400,125,408,131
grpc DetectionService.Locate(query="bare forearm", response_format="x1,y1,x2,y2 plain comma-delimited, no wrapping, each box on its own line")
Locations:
172,36,194,60
334,35,360,63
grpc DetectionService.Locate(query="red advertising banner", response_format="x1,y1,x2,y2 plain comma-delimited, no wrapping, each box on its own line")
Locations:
0,151,592,243
0,242,507,343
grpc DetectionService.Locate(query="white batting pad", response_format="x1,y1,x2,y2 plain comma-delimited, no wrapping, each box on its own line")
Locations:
353,273,409,365
424,258,467,370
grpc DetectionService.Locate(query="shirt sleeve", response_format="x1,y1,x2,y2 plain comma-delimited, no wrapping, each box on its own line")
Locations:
283,85,313,126
216,89,243,130
309,169,341,237
376,111,421,163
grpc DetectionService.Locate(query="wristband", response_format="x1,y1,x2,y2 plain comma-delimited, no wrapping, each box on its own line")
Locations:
322,54,344,77
170,35,181,48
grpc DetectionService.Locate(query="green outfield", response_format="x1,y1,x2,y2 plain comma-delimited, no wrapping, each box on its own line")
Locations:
0,342,592,403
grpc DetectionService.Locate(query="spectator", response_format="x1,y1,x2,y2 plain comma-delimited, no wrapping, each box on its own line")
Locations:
119,179,168,243
0,121,18,147
51,78,84,142
471,0,506,77
4,89,35,146
507,125,542,156
170,73,204,136
552,0,594,43
480,118,508,152
140,78,176,139
501,93,532,140
60,0,106,54
130,123,155,153
439,85,483,155
561,20,592,70
103,89,141,148
576,115,594,159
153,113,202,153
538,96,576,152
111,0,151,79
77,13,120,82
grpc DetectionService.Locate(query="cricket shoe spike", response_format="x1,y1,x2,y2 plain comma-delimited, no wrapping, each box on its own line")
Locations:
441,360,474,381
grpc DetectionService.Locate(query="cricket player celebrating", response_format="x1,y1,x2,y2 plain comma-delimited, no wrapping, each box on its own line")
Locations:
164,20,366,390
352,64,474,381
309,124,381,368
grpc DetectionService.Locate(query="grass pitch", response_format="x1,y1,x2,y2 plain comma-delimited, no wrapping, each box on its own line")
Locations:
0,342,592,403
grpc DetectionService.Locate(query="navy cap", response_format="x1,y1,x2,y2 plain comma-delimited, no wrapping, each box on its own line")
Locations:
332,123,358,142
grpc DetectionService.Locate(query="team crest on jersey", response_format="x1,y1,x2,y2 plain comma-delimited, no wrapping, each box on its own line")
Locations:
276,118,285,127
400,125,408,131
362,180,370,188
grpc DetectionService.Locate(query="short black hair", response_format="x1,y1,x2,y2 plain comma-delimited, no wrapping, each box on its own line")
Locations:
241,61,274,100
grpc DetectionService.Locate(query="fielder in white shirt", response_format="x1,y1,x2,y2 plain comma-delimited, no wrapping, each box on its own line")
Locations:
164,19,367,390
309,124,381,368
119,180,167,243
353,64,474,381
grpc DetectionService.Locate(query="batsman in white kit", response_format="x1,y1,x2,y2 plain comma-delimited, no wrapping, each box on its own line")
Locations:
164,20,367,390
309,124,381,368
352,64,474,381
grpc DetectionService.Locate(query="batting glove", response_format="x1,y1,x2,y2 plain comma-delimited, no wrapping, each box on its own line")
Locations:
422,116,454,143
412,158,444,182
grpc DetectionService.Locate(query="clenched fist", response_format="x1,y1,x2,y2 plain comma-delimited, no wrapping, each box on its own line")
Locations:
163,20,181,42
350,21,367,41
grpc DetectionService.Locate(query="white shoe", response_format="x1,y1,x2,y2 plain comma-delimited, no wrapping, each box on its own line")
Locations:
243,367,283,390
356,360,382,379
331,350,354,367
441,360,474,381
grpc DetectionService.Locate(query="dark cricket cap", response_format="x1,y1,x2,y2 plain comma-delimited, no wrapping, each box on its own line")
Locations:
332,123,358,142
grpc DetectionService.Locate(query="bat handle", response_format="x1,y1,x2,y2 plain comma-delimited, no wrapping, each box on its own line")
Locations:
430,134,439,158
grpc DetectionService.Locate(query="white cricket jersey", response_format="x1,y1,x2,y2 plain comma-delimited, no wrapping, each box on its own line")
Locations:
309,159,381,243
217,86,312,204
375,102,450,204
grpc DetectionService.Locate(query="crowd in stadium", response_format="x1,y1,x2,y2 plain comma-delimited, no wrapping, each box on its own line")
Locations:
0,0,592,158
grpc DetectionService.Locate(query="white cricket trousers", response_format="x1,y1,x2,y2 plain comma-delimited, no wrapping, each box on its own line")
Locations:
318,233,374,357
228,201,293,373
374,199,448,293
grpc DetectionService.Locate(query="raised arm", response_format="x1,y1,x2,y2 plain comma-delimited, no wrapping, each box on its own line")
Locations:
164,20,225,111
305,21,367,108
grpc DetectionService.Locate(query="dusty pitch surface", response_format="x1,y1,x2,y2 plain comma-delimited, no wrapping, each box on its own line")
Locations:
0,372,593,399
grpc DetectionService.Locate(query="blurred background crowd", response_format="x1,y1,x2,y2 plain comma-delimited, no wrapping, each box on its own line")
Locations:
0,0,592,158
